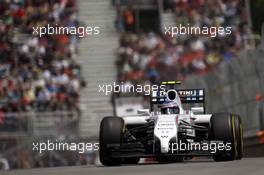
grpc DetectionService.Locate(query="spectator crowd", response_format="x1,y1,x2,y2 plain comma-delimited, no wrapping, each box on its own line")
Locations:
0,0,84,116
115,0,252,85
0,0,85,170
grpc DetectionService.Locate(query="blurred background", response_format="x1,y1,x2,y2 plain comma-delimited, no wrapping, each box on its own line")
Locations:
0,0,264,170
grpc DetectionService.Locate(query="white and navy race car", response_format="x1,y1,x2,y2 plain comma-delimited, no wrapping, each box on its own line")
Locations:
99,81,243,166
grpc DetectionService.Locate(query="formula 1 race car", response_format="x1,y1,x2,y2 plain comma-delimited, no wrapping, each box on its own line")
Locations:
99,81,243,166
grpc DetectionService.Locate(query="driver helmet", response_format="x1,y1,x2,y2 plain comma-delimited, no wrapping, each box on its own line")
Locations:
160,101,180,114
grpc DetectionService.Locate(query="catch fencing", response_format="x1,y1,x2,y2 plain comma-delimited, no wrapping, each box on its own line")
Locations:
183,48,264,137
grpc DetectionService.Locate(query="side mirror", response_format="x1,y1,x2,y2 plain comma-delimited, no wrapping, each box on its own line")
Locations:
191,107,204,114
137,109,150,115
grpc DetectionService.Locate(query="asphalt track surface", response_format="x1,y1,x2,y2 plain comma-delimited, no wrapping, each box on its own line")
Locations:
2,158,264,175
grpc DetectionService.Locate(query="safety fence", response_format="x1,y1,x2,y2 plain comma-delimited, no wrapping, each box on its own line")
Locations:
0,112,31,135
183,47,264,140
0,111,81,170
0,111,80,137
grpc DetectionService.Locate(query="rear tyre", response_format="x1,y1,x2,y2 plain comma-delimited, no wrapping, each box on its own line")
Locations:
99,117,124,166
210,113,243,161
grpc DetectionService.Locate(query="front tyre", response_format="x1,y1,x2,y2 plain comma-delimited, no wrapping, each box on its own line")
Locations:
156,156,183,163
209,113,243,161
99,117,124,166
234,115,243,159
122,157,140,164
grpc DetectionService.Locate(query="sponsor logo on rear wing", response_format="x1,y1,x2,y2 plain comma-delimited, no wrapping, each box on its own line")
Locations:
177,89,205,103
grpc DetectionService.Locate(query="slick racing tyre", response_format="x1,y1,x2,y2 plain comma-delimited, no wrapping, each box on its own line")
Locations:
234,114,243,159
99,116,124,166
156,156,183,163
122,157,140,164
209,113,243,161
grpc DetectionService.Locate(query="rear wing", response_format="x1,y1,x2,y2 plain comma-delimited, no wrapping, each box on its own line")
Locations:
151,89,205,104
150,81,206,113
